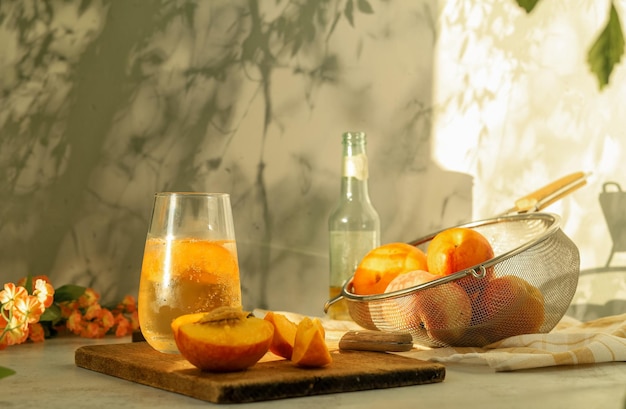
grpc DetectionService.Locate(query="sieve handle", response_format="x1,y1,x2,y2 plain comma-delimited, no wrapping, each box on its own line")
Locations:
502,171,589,215
323,294,343,313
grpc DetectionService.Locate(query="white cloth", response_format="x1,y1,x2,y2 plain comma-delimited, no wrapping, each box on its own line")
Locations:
254,309,626,372
399,314,626,371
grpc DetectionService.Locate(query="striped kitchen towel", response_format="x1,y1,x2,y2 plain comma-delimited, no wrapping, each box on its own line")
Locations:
399,313,626,371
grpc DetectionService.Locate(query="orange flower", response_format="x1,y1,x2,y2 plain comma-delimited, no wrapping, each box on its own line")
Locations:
14,295,45,324
0,282,41,348
119,295,137,313
1,276,140,350
0,283,28,311
83,304,102,321
28,323,45,343
78,288,99,308
130,310,140,331
16,275,51,289
2,315,28,346
66,310,83,334
81,321,105,338
59,300,79,319
33,279,54,308
2,276,140,348
0,314,9,350
100,308,115,332
113,313,132,337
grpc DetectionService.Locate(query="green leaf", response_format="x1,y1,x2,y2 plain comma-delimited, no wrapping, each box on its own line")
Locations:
0,366,16,379
53,284,87,303
515,0,540,13
39,303,62,323
24,275,33,294
587,4,625,90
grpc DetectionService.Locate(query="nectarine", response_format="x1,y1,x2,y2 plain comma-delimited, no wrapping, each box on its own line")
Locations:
352,242,428,295
171,306,274,372
384,270,472,345
426,227,494,298
476,275,545,341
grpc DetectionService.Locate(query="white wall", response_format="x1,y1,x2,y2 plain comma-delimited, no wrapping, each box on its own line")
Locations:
1,0,624,318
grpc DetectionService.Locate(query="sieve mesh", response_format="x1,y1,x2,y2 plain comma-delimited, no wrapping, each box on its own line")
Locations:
339,213,580,347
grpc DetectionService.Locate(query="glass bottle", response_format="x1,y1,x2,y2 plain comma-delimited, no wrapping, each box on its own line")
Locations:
327,131,381,320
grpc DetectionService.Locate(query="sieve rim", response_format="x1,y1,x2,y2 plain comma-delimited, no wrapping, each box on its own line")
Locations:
340,212,562,303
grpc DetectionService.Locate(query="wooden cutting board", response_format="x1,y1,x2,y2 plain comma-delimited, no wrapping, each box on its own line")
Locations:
75,342,445,404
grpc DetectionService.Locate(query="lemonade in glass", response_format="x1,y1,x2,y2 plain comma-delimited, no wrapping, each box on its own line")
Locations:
138,193,241,353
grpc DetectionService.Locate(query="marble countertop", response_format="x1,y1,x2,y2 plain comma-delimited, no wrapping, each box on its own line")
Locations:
3,336,626,409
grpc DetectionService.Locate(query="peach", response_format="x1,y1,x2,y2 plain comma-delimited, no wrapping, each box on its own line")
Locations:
171,312,205,342
264,311,298,359
384,270,472,345
352,242,428,295
143,239,239,284
476,275,545,341
291,317,332,368
426,227,495,299
171,306,274,372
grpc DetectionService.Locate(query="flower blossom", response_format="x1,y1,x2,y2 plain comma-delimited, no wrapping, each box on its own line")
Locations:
1,283,34,349
114,314,132,337
28,323,45,343
13,295,45,324
65,301,116,339
33,279,54,309
2,275,138,348
66,310,83,334
1,314,29,347
0,283,28,311
82,321,102,338
78,288,99,308
118,295,137,313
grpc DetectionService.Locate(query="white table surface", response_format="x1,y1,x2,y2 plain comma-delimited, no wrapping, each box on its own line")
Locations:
2,336,626,409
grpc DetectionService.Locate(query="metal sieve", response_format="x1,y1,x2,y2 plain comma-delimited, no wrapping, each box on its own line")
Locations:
325,213,580,348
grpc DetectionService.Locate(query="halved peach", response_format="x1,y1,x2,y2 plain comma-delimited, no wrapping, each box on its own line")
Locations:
171,312,205,343
171,306,274,372
264,311,298,359
291,317,332,368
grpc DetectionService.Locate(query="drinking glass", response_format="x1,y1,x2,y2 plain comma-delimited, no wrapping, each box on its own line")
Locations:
138,192,242,353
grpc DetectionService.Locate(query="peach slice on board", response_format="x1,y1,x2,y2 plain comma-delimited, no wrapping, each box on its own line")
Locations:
264,311,298,359
291,317,332,368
